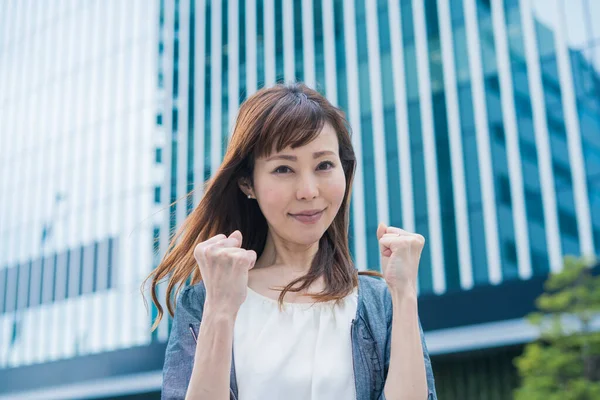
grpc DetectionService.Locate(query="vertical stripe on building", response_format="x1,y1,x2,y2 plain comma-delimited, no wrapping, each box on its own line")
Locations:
121,0,136,349
342,0,367,271
321,0,337,105
158,0,176,342
32,0,49,363
0,0,12,275
245,0,257,94
553,0,595,257
490,0,533,280
412,0,446,294
463,0,502,285
193,0,206,203
86,0,101,355
282,0,295,83
519,0,562,272
49,0,70,361
18,0,36,365
263,0,276,87
301,0,316,88
364,1,390,226
228,0,240,136
210,0,223,174
387,0,415,234
436,0,474,289
177,0,191,226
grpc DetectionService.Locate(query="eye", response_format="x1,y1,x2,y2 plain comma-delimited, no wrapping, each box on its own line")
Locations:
317,161,335,171
273,165,293,174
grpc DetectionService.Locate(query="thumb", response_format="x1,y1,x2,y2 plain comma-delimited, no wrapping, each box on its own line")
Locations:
228,230,243,248
377,222,388,241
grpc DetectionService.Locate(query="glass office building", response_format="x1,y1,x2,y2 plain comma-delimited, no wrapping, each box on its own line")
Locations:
1,0,599,399
0,1,165,398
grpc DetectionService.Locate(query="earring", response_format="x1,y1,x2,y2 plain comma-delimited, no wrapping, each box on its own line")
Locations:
247,194,252,199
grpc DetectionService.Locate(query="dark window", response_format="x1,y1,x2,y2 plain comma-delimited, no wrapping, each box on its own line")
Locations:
68,247,81,298
108,238,118,289
17,262,29,310
0,267,6,313
172,108,178,131
42,254,55,303
6,266,17,312
55,252,68,302
153,227,160,254
155,186,161,203
81,244,95,295
96,239,109,292
28,260,42,307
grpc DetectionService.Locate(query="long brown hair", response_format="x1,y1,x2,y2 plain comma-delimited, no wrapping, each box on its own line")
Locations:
143,82,380,330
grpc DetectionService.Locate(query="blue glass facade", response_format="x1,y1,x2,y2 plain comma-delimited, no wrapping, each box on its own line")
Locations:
167,0,600,297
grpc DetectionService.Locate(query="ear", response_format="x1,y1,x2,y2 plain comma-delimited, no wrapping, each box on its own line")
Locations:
238,178,255,199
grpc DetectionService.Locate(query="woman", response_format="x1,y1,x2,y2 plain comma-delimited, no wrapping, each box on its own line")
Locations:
145,83,437,400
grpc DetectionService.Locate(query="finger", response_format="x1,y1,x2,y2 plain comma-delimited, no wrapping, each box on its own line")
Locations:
379,235,393,258
203,234,227,246
194,234,226,262
377,223,387,240
385,226,410,236
246,250,257,269
210,237,241,249
379,235,424,254
379,232,406,255
211,247,246,257
228,230,243,248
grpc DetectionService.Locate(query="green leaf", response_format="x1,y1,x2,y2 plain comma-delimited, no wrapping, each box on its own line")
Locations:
515,255,600,398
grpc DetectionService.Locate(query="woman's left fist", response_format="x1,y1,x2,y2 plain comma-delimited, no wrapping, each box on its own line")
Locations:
377,222,425,294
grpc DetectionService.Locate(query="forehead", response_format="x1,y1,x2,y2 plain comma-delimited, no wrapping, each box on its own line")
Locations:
265,123,339,157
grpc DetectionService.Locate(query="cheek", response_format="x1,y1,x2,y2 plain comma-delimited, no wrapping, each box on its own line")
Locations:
262,187,284,206
257,185,288,219
325,171,347,207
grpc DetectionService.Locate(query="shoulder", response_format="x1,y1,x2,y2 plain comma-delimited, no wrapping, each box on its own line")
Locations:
357,273,393,323
175,281,207,320
356,274,393,359
358,273,391,305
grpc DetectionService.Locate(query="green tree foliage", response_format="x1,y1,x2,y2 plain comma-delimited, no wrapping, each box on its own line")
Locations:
514,256,600,400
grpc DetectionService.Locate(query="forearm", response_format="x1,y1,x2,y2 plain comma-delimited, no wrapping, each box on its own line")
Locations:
383,289,428,400
186,310,235,400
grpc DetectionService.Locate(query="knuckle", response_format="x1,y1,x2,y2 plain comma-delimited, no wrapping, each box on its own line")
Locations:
195,244,210,260
205,245,219,259
244,253,255,264
217,248,231,260
193,244,203,258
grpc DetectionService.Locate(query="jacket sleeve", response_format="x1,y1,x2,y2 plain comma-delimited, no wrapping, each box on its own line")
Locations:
161,285,204,400
419,319,438,400
379,301,438,400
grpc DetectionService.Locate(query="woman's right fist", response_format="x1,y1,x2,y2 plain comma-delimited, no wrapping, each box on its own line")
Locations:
193,230,257,317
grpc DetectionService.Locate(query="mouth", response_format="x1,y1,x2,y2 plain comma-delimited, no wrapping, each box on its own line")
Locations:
289,209,326,224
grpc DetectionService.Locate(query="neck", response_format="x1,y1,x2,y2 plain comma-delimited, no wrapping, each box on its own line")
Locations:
256,229,320,276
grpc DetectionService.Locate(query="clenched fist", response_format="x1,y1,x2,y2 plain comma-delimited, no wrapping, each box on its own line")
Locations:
377,222,425,296
194,230,257,317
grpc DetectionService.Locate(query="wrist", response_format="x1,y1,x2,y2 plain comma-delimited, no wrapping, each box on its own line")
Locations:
389,282,418,305
203,301,238,322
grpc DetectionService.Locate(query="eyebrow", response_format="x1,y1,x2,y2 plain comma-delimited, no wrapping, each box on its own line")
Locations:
265,150,336,162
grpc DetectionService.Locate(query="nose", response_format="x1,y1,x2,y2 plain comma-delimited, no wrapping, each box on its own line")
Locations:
296,173,319,200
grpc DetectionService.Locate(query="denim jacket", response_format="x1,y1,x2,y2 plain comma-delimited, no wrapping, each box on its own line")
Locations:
162,274,437,400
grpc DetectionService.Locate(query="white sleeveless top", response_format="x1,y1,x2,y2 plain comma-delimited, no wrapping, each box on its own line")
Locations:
233,286,359,400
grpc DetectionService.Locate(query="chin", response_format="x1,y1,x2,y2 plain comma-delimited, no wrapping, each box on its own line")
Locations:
288,226,328,245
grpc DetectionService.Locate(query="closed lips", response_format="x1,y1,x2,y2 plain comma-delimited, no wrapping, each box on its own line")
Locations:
290,209,324,216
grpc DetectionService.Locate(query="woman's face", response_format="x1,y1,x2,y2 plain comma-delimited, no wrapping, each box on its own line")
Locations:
249,123,347,246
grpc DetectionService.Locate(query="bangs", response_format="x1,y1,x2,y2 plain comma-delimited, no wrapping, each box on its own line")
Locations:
253,91,328,158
